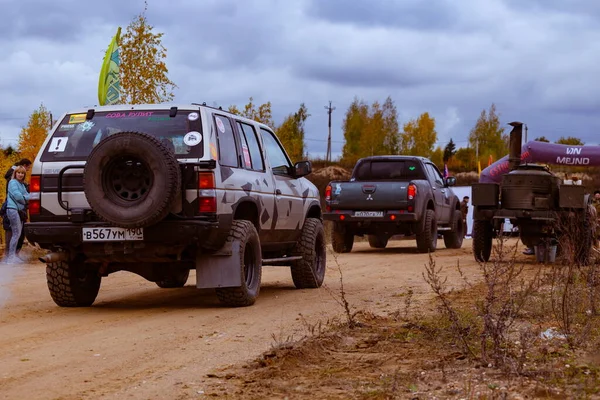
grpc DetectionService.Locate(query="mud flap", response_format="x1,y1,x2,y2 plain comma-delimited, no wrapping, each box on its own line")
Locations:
195,240,242,289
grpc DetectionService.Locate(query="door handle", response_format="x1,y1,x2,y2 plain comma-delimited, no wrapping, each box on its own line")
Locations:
276,189,282,195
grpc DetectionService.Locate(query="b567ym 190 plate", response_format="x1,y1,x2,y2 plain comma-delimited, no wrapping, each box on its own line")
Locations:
82,227,144,242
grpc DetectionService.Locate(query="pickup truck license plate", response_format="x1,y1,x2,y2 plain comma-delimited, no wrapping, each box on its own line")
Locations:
82,227,144,242
353,211,384,217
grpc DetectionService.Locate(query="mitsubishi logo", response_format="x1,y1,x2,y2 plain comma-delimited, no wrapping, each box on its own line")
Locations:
366,194,373,201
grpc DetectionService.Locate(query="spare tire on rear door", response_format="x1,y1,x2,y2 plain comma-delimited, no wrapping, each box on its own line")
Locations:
84,131,181,228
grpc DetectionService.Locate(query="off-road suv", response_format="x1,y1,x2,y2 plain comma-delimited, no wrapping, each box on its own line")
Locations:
25,103,325,307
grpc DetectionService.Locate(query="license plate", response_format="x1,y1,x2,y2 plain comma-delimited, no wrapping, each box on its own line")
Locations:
82,227,144,242
353,211,384,217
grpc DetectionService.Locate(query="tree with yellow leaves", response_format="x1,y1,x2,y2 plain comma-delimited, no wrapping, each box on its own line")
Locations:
119,1,177,104
17,103,52,166
400,112,438,157
228,97,275,129
276,103,309,163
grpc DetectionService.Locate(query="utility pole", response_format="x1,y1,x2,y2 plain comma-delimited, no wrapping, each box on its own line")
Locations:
324,101,335,162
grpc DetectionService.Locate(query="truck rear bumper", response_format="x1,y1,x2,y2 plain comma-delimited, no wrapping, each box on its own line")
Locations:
25,220,219,248
323,210,418,223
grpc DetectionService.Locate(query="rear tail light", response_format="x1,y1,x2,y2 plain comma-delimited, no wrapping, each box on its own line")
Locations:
325,185,332,201
30,175,41,192
407,184,417,200
29,175,41,215
325,185,332,212
198,172,216,213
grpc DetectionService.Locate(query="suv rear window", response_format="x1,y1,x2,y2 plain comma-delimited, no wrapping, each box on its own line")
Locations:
354,159,426,181
40,110,204,162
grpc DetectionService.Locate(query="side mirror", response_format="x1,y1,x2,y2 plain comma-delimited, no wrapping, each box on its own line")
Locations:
445,176,457,187
294,160,312,178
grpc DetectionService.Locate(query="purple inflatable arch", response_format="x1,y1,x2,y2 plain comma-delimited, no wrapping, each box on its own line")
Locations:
479,141,600,184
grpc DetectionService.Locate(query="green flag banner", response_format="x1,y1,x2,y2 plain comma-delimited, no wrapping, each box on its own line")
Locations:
98,27,121,106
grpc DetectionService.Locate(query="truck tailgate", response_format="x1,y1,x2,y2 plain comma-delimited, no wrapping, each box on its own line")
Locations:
329,181,409,211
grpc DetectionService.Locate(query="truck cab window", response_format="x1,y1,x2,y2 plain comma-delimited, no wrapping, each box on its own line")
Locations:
260,128,292,175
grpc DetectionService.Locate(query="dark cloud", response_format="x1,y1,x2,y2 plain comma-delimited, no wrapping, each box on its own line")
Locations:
2,0,600,153
0,0,140,42
306,0,459,31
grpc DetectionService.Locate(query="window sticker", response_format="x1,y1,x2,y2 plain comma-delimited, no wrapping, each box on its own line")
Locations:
106,111,155,118
215,117,226,133
77,121,95,132
148,116,171,122
183,131,202,146
49,137,68,152
58,124,75,131
188,112,199,121
242,143,251,168
68,114,86,124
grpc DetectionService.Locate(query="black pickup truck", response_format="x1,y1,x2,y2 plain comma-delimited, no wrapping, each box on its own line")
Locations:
323,156,464,253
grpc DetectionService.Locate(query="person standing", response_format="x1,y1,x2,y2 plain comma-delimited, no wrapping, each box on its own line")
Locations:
4,166,29,263
3,158,31,254
460,196,469,238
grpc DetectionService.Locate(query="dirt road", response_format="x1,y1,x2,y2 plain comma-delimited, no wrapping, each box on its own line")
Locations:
0,240,484,400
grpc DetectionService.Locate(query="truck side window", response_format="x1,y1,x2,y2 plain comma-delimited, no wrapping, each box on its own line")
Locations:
237,121,265,171
260,128,292,176
426,164,443,185
214,115,239,168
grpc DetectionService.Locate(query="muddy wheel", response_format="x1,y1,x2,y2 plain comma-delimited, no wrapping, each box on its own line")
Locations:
46,260,101,307
84,131,181,228
331,222,354,253
368,234,388,249
473,220,493,262
291,218,326,289
416,209,437,253
156,267,190,288
215,220,262,307
443,211,465,249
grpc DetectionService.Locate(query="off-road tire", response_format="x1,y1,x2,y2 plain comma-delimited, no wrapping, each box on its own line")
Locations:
473,220,493,262
443,211,465,249
416,209,437,253
331,222,354,253
46,260,101,307
215,220,262,307
368,234,388,249
291,218,327,289
84,131,181,229
156,267,190,288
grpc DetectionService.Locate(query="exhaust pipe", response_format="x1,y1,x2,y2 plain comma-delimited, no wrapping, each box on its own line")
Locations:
508,121,523,171
39,252,69,264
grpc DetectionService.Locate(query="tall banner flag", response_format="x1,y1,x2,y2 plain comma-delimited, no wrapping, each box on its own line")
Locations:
443,163,449,178
98,27,122,106
488,154,493,166
477,160,482,176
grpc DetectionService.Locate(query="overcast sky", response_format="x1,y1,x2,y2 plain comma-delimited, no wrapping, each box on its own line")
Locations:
1,0,599,159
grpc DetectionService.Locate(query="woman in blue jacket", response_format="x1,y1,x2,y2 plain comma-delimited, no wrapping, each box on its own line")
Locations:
5,166,29,263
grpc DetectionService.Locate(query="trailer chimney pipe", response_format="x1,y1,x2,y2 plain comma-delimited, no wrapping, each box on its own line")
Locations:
508,121,523,171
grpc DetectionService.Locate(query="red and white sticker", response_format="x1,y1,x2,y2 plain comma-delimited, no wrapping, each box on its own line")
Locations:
242,144,251,168
215,117,226,133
